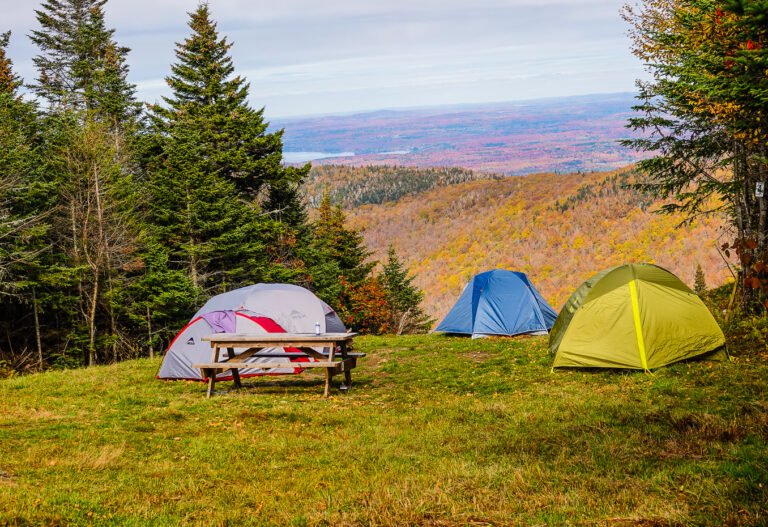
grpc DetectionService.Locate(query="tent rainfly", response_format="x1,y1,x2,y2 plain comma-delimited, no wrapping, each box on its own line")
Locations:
549,263,726,370
157,283,346,381
435,269,557,338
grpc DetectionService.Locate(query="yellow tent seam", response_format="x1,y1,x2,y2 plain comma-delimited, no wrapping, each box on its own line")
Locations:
629,280,649,372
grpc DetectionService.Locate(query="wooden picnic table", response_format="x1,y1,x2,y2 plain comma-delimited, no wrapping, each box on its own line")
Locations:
195,333,360,398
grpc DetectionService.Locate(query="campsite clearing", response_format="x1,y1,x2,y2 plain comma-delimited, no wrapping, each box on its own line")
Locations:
0,335,766,526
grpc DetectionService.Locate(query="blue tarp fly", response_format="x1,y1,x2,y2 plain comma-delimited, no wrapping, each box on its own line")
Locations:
435,270,557,338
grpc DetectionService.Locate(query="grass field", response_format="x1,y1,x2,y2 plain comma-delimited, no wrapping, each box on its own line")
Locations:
1,335,767,526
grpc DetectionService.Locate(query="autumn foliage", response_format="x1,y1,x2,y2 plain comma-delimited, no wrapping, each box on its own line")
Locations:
330,166,728,322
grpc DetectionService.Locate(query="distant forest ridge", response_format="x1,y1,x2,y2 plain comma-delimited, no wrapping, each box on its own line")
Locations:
306,165,502,208
276,93,649,176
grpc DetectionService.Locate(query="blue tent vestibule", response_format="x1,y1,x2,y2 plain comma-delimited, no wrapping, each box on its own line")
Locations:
435,270,557,338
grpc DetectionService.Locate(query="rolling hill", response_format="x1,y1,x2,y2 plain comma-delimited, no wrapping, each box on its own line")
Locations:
308,165,730,321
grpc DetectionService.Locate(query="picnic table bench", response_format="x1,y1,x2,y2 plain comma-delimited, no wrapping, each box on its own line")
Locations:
195,333,360,398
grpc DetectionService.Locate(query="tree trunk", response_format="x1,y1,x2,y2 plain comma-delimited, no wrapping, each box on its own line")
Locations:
88,277,99,367
146,304,154,359
32,288,43,369
185,187,199,288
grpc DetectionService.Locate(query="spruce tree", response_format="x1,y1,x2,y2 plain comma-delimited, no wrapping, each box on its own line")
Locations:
29,0,138,125
42,115,139,366
0,31,54,367
151,3,307,201
310,193,378,328
146,120,270,293
0,31,37,295
314,193,376,285
380,246,433,334
694,264,707,298
144,3,312,300
313,193,375,288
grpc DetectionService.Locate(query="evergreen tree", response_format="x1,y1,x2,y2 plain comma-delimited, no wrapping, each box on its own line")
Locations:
25,0,147,366
694,263,707,297
0,31,51,368
313,193,375,287
146,120,271,293
29,0,139,125
44,114,139,366
150,3,307,201
380,246,433,334
143,3,312,301
310,193,377,328
112,243,197,359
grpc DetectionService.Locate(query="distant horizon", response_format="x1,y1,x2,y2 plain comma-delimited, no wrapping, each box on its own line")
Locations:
271,90,639,123
5,0,646,118
273,92,645,174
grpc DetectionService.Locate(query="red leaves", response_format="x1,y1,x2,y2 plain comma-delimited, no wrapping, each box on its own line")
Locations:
724,237,768,306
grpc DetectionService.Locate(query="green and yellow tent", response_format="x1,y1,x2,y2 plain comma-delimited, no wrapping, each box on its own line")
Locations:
550,263,725,370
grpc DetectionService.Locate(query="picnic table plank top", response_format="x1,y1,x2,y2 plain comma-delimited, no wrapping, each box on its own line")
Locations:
201,332,357,343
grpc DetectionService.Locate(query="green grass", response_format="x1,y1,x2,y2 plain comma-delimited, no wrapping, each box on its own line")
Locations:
1,335,767,526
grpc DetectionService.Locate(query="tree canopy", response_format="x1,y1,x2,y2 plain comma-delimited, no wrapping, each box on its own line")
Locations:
623,0,768,310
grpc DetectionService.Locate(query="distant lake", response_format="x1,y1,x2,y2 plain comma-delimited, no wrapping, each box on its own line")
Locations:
283,151,355,163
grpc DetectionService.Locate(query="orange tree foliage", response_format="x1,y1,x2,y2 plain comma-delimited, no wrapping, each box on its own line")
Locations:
335,277,395,335
343,167,727,323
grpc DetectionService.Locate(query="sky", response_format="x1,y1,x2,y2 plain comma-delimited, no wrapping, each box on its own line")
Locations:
3,0,646,119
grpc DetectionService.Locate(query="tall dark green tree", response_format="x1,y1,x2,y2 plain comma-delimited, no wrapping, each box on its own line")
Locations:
150,3,307,202
0,31,56,368
143,3,313,300
29,0,139,125
42,114,141,366
24,0,145,366
380,246,433,334
310,193,378,327
146,119,271,293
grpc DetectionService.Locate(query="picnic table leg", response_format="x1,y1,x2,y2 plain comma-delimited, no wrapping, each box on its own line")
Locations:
226,346,242,389
323,342,337,398
341,341,352,389
206,370,217,398
206,345,221,398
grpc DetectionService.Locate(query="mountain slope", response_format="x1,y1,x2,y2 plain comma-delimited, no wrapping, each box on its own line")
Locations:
339,168,728,321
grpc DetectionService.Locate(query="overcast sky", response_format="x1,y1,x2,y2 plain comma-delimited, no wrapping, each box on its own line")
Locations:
3,0,645,118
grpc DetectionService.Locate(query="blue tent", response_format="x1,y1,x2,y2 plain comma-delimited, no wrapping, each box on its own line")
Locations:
435,270,557,338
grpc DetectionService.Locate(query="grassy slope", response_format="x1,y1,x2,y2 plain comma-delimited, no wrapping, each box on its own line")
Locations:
1,335,766,526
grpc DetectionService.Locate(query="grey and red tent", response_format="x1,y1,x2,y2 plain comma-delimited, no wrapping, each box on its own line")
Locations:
157,283,345,380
